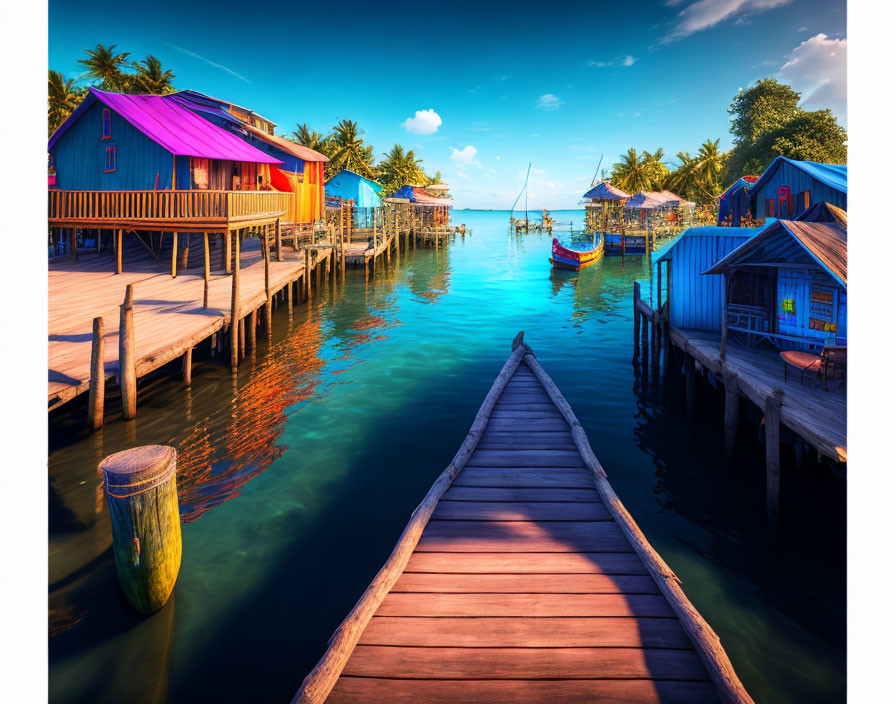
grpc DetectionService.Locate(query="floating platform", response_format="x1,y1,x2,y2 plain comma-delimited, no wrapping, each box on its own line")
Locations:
295,334,752,704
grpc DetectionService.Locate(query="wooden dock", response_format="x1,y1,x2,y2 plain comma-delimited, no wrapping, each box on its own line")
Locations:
49,234,332,412
295,334,751,704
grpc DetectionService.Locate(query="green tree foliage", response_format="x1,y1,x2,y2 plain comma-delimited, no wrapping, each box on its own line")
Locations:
611,147,668,193
377,145,428,195
326,119,377,180
48,71,86,136
290,123,333,156
130,55,176,95
723,79,846,183
78,44,132,91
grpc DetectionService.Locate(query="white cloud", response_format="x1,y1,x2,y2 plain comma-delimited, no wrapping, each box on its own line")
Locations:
495,156,501,160
535,94,564,111
450,145,481,168
590,55,638,68
797,26,810,32
660,0,796,44
777,33,847,124
401,109,442,135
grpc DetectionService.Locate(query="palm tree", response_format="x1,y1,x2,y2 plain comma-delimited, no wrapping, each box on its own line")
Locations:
664,151,698,200
689,139,725,201
326,119,377,180
611,148,655,193
641,148,669,189
130,55,176,94
427,170,443,185
290,123,332,155
78,44,131,91
377,145,427,194
48,71,86,135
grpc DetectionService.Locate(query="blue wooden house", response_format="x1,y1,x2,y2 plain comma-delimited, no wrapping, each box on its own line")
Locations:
655,227,759,330
704,204,847,350
716,175,758,226
325,170,383,209
749,157,847,220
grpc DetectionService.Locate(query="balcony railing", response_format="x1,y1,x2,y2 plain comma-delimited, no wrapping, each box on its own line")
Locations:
48,189,293,226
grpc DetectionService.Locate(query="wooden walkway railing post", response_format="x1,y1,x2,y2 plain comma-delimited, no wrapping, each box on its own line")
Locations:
100,445,181,615
119,285,137,419
88,316,105,431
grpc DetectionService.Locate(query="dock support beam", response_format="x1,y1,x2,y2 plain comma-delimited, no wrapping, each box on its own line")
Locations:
223,230,232,274
722,365,739,458
230,231,240,370
765,390,784,529
684,354,696,416
182,346,192,387
720,272,730,360
305,248,312,300
248,309,257,353
202,234,210,309
276,218,283,262
116,230,123,274
101,446,181,615
633,282,641,363
171,231,178,278
88,316,105,431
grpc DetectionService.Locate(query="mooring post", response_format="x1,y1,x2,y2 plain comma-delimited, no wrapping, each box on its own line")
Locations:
223,230,232,274
684,354,696,415
100,445,182,615
633,282,641,363
230,231,240,370
263,231,272,335
116,230,123,274
287,280,293,319
765,389,784,529
722,364,739,458
88,316,105,431
248,308,257,353
119,285,137,420
305,248,312,300
182,346,192,387
171,231,178,278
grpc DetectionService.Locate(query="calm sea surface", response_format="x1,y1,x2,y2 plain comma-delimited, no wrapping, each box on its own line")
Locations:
48,209,845,704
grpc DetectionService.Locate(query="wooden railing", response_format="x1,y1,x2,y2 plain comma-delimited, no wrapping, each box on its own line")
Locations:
48,190,292,224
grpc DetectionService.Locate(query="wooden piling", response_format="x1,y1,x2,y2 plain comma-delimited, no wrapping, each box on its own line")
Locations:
765,390,784,528
171,231,178,278
722,365,739,457
650,311,660,368
633,282,641,362
248,309,257,352
684,354,696,415
224,230,232,274
640,313,649,364
230,232,240,370
263,230,272,334
203,233,210,309
88,316,105,431
287,280,294,318
100,445,181,615
305,248,312,300
116,230,123,274
276,218,283,262
119,285,137,420
182,346,192,387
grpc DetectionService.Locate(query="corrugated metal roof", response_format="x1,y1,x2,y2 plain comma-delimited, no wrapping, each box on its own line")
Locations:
582,182,630,200
241,124,329,163
750,157,847,196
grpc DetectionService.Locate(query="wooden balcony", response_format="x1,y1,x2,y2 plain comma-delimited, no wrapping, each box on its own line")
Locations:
48,189,293,233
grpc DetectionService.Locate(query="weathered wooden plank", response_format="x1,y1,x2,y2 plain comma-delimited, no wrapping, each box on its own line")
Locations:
466,450,586,468
391,572,660,594
343,645,707,680
477,434,577,450
453,468,595,488
359,616,692,648
416,520,633,552
489,409,566,419
376,593,674,617
432,501,611,521
485,418,570,432
328,678,722,704
440,486,600,502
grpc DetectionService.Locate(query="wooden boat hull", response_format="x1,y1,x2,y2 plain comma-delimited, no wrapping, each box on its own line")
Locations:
550,238,603,270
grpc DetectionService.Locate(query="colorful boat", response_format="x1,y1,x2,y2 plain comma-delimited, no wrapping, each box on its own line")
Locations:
550,236,603,270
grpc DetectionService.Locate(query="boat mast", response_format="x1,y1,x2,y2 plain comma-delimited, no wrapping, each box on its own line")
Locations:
510,163,531,231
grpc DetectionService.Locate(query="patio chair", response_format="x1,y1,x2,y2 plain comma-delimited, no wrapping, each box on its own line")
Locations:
780,345,846,390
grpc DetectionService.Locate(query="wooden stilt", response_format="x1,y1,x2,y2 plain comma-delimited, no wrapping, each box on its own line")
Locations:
650,311,660,369
640,313,649,364
203,233,210,308
239,317,245,359
263,229,272,334
765,390,784,529
633,282,641,362
720,272,731,360
685,354,696,416
182,346,192,387
224,230,232,274
230,231,240,370
287,281,294,318
116,229,123,274
723,365,739,458
119,285,137,419
248,309,257,352
305,248,312,299
276,218,283,262
171,231,178,278
88,316,105,431
662,301,671,375
181,233,189,270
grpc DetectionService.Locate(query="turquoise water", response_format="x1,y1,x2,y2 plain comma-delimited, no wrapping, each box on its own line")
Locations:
48,210,845,703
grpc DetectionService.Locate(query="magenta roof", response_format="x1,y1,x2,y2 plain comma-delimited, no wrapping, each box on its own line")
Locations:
48,88,281,164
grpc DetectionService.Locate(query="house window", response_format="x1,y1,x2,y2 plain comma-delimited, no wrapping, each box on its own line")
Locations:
765,198,775,217
102,109,111,139
191,158,209,189
104,145,117,173
797,190,811,213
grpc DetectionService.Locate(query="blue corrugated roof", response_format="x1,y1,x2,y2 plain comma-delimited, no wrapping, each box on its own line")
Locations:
751,157,847,196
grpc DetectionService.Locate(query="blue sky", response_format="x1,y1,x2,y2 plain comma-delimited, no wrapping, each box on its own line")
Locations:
49,0,846,209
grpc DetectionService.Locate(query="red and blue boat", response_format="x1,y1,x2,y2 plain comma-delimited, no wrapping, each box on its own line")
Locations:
550,236,604,270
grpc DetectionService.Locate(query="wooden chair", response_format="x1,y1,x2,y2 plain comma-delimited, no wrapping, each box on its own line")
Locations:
780,346,846,390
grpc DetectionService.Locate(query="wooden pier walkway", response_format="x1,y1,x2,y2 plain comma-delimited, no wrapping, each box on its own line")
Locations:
48,235,331,412
295,334,751,704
